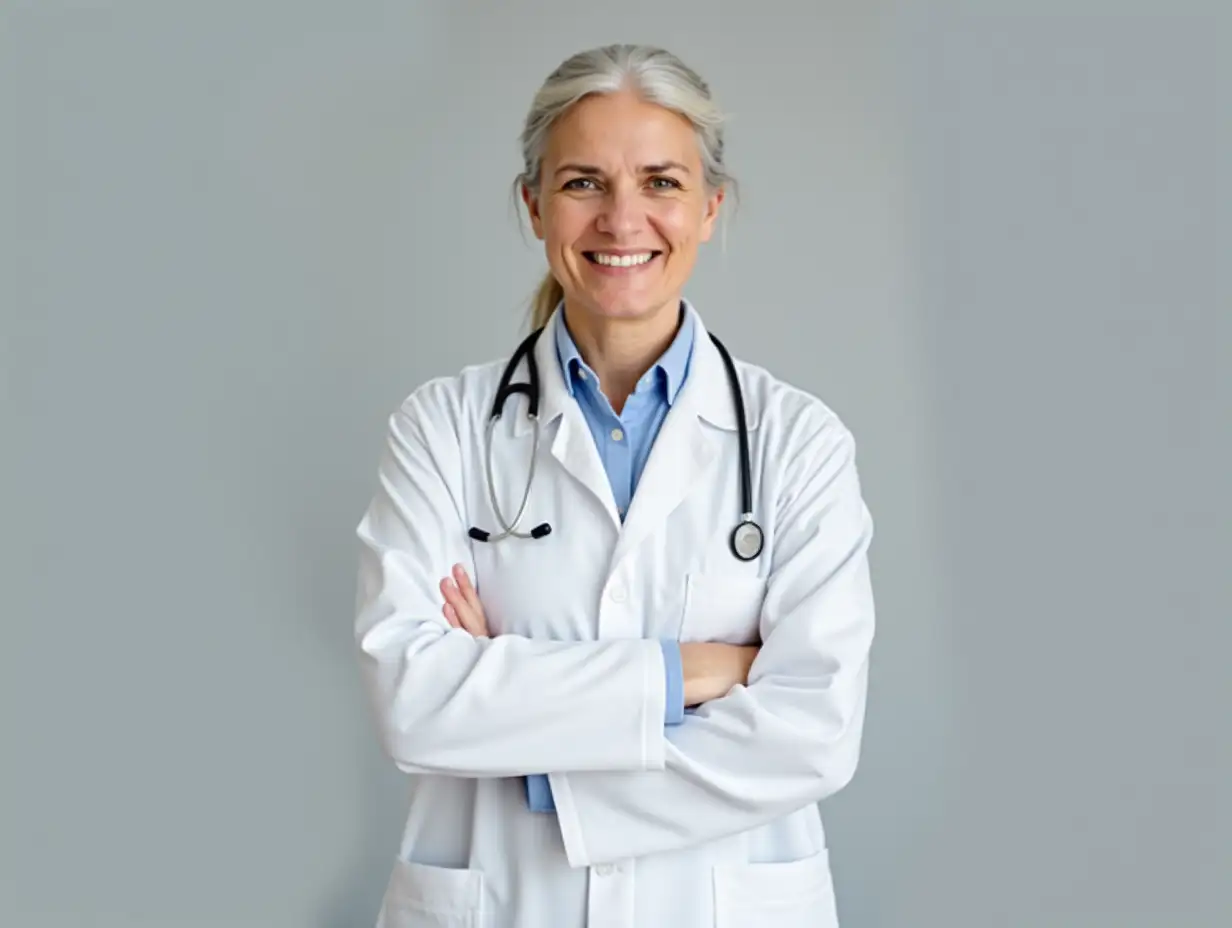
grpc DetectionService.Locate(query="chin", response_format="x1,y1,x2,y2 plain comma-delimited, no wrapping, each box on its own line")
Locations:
578,290,675,322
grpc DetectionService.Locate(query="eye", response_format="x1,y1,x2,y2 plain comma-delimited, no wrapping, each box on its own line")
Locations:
563,177,599,191
648,176,683,190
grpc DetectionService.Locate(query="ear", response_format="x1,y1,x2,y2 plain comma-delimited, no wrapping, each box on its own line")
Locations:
698,185,725,243
521,183,546,241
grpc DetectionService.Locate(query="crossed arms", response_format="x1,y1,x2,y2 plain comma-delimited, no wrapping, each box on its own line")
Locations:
354,392,875,866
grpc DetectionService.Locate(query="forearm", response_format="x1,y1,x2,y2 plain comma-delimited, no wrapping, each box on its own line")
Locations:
355,398,672,778
548,653,870,866
357,617,669,777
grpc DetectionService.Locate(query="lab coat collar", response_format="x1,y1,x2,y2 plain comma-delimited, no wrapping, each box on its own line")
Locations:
524,299,756,436
554,300,695,406
675,302,757,432
515,299,756,546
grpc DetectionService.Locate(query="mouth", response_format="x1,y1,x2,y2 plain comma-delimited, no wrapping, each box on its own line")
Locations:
583,250,663,270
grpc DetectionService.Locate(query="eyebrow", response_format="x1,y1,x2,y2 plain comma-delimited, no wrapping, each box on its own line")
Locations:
553,161,692,178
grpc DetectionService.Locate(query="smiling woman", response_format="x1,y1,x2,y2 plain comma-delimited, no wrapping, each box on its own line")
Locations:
515,47,735,397
521,86,725,327
353,43,876,928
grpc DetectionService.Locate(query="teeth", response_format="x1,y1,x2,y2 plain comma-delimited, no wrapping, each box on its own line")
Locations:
592,252,654,267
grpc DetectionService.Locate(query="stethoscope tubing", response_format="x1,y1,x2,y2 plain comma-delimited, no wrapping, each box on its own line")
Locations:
469,321,761,559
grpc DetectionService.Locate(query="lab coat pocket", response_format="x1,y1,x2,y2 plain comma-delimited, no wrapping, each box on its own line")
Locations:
378,858,484,928
712,849,838,928
680,573,767,645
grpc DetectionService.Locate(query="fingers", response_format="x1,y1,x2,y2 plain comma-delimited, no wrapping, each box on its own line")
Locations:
439,565,488,637
442,602,462,629
440,577,472,630
452,563,481,610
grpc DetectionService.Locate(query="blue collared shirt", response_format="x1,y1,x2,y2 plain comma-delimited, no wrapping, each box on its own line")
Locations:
525,305,694,812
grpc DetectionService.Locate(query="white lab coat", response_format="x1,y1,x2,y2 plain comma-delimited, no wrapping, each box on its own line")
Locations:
354,304,876,928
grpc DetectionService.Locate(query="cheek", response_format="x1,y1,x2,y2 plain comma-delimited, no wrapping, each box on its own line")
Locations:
654,201,707,248
542,201,592,247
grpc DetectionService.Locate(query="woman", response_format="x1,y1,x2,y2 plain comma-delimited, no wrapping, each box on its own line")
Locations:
354,44,876,928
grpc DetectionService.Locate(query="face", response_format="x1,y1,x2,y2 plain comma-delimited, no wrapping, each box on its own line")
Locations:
522,90,723,325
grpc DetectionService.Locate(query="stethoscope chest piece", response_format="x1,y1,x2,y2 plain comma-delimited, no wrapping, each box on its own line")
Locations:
730,518,764,561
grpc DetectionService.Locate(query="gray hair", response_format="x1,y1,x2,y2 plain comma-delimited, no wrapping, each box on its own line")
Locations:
515,44,736,329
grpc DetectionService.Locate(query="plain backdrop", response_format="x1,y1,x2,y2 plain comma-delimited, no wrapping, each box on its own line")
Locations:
3,2,1227,926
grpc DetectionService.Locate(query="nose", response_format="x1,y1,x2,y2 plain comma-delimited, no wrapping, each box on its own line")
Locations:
595,181,644,238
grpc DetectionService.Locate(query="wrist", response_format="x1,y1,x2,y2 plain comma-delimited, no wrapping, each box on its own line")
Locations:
681,642,743,706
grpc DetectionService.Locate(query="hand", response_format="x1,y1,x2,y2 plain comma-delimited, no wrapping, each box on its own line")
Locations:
439,564,489,637
679,642,759,706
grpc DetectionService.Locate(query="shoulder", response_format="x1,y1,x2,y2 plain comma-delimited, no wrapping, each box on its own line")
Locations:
388,356,511,441
731,357,870,531
373,356,511,485
732,354,858,462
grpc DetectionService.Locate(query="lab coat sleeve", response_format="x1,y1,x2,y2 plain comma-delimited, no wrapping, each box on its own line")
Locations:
547,415,876,866
525,640,686,813
354,391,669,778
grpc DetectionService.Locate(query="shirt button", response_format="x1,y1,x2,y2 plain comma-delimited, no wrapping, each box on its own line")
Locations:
609,584,627,603
577,369,588,380
610,427,624,442
595,864,615,876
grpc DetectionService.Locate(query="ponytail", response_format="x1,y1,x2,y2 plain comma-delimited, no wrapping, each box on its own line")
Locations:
528,271,564,331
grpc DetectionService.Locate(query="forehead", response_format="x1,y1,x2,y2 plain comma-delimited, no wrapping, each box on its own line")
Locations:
543,91,701,168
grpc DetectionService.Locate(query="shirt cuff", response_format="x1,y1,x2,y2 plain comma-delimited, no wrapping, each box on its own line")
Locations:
660,639,685,725
525,774,556,813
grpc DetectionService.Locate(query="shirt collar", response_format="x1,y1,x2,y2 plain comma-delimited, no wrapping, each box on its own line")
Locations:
553,301,695,405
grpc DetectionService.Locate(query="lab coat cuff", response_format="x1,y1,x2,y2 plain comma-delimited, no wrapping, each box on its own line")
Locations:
660,640,685,725
641,639,668,769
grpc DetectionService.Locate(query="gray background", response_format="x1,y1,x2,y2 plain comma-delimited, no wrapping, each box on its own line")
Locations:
3,1,1227,926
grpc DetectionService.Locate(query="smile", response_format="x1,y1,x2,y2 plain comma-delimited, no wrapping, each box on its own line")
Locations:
584,251,662,268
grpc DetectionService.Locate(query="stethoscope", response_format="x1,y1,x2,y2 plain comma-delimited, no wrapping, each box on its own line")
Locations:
467,326,765,562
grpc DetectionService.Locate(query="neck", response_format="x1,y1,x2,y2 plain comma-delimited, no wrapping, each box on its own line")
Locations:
562,299,682,413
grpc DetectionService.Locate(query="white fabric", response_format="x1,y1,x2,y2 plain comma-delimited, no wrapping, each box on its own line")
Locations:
355,304,876,928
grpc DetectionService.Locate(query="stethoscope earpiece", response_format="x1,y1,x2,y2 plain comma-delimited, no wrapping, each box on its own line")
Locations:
468,523,550,542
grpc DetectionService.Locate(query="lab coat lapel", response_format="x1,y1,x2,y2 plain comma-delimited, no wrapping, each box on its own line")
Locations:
515,310,622,528
611,310,734,568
